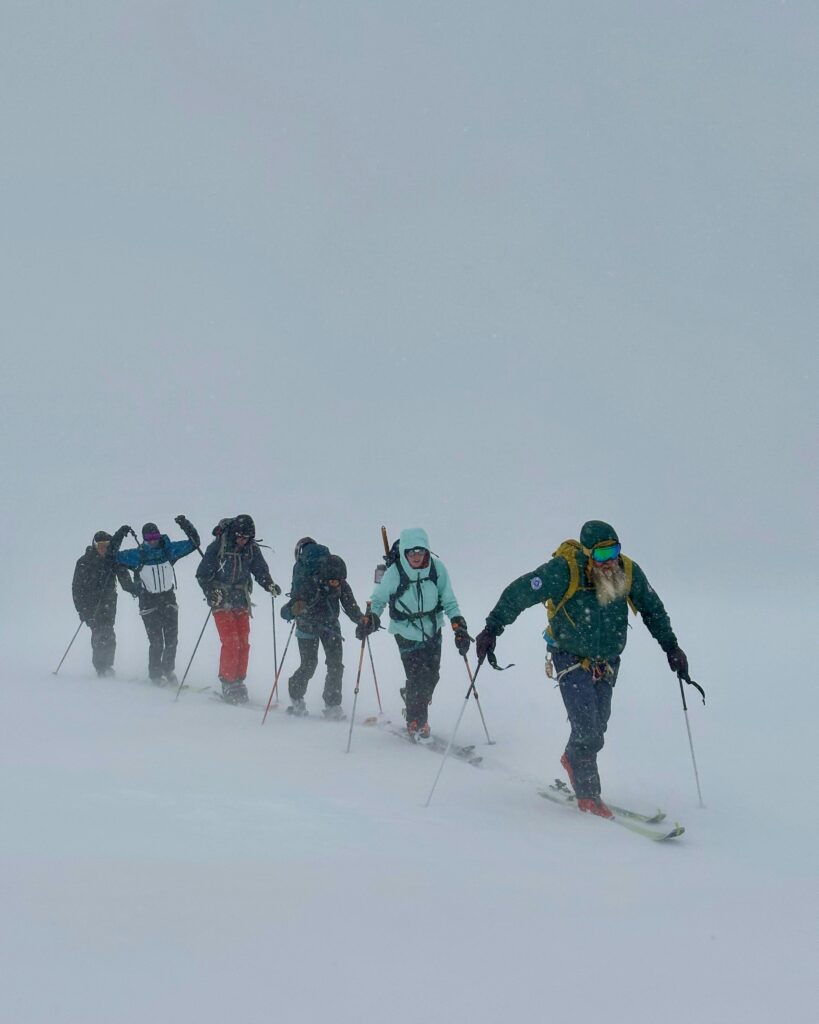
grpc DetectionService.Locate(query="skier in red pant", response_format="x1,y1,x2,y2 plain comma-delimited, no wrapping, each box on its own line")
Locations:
196,515,281,703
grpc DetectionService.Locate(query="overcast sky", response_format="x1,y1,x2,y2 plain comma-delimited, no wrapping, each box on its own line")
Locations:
2,2,817,642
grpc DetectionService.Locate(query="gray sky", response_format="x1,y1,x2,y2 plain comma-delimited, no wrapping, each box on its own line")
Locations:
3,2,817,635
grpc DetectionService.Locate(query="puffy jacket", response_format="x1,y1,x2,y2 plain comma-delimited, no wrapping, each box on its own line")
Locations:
369,528,462,644
485,520,678,661
72,546,136,622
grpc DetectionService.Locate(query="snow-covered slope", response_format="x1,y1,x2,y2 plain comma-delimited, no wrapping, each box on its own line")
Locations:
3,596,815,1024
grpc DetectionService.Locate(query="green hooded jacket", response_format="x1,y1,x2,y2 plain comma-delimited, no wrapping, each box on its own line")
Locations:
485,520,678,662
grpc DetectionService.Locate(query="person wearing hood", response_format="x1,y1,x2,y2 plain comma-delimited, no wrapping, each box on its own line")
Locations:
71,525,137,677
115,515,200,685
196,515,281,704
280,548,363,719
475,520,690,819
358,527,470,738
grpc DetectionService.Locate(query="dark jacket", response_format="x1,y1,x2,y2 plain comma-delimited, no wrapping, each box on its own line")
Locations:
485,521,677,661
72,547,136,623
197,530,275,611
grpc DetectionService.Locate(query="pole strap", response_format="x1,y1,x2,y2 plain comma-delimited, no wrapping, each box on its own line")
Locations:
485,649,514,671
679,670,706,705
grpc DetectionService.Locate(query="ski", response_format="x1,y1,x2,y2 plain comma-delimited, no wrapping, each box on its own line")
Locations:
549,778,666,824
210,694,267,711
538,781,684,841
388,726,483,767
283,705,348,722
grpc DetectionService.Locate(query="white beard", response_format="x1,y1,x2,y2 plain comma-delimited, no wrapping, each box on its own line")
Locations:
592,563,629,606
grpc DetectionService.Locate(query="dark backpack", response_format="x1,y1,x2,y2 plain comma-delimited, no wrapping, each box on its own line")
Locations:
291,542,330,596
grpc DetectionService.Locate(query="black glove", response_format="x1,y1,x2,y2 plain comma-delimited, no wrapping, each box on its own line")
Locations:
208,587,224,609
666,646,689,676
266,580,282,597
291,599,307,616
475,625,499,664
110,525,130,552
451,616,471,656
280,601,294,622
175,515,200,547
355,612,380,640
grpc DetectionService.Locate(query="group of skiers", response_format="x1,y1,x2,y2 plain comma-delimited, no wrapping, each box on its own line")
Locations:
72,517,690,818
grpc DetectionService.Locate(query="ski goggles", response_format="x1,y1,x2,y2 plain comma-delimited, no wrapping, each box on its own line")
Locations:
591,542,621,563
405,547,429,557
143,531,162,543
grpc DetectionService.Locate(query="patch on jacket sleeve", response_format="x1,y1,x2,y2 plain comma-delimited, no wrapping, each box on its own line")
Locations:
530,576,543,591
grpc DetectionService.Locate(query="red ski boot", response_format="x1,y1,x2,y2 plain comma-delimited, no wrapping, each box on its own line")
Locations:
560,752,576,790
577,796,614,819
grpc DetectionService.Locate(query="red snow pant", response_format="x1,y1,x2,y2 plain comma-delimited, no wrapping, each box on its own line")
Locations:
213,609,251,682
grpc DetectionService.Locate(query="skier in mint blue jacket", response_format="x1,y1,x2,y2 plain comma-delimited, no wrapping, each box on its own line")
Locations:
357,527,470,737
114,516,200,684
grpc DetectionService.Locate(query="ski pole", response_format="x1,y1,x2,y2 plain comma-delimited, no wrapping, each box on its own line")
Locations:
424,661,484,808
365,635,383,715
262,619,296,724
56,575,109,677
52,621,84,675
174,608,212,700
346,602,372,753
271,594,279,679
677,671,706,808
463,655,495,745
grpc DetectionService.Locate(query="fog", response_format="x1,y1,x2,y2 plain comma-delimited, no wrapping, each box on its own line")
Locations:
1,5,817,1021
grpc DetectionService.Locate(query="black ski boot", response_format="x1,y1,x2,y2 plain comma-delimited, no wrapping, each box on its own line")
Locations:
221,679,248,704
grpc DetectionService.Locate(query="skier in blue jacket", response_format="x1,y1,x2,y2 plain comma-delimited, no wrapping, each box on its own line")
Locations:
114,515,200,684
358,527,470,737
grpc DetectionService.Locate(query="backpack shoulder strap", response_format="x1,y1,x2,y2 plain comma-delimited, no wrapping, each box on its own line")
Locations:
545,540,583,622
621,554,637,615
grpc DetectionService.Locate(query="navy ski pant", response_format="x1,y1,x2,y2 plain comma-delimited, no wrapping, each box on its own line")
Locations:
89,605,117,674
140,594,179,679
396,631,442,728
288,633,344,707
554,649,620,799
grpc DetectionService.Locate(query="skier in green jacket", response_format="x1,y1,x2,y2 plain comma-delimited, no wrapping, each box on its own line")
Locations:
475,520,689,818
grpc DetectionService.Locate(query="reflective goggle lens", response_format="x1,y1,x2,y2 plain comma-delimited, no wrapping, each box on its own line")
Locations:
592,542,621,563
406,547,428,556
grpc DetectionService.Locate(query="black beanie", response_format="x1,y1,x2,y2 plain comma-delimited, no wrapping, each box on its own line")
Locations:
93,531,112,544
142,522,160,538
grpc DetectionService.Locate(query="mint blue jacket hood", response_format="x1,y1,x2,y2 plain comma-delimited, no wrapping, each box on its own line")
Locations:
369,527,462,643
